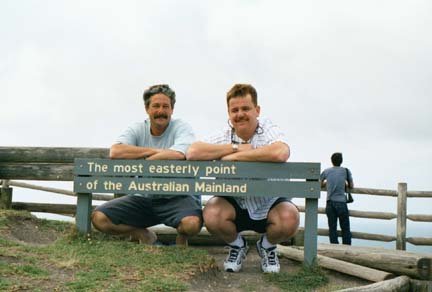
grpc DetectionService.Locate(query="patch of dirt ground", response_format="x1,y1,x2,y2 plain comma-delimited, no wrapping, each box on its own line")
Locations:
2,215,62,245
0,215,75,291
1,215,371,291
188,246,371,292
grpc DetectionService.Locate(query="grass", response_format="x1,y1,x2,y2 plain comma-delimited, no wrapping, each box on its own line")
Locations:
0,210,215,291
50,235,212,291
264,265,328,292
0,210,333,291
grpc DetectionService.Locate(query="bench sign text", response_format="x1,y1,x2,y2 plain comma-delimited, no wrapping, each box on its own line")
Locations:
86,161,238,177
80,161,247,194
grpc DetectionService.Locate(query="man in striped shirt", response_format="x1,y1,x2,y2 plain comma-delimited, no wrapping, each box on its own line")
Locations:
187,84,299,273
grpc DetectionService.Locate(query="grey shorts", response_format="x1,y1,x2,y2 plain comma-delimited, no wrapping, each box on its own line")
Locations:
95,195,203,229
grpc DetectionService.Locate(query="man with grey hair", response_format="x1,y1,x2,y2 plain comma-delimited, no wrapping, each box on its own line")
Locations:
92,84,202,246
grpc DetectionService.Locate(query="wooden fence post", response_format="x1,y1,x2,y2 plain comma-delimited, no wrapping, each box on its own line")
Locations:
396,182,407,250
0,180,12,209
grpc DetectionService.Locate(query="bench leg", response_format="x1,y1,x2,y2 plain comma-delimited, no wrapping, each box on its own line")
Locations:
304,198,318,267
76,193,92,235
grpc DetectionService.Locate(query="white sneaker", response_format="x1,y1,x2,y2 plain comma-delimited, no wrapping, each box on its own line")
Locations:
256,239,280,273
224,238,249,272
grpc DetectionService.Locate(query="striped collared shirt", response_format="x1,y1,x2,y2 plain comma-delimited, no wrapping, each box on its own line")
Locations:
204,117,289,220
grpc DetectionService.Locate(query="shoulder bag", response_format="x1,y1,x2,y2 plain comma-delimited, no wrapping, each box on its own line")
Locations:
345,168,354,203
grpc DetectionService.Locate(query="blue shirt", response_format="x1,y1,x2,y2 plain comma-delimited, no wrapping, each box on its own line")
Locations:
115,118,196,199
115,118,195,155
320,166,353,202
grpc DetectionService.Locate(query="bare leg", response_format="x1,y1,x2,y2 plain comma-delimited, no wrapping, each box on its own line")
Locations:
175,215,202,246
266,202,299,244
91,210,156,244
203,197,237,243
129,228,157,245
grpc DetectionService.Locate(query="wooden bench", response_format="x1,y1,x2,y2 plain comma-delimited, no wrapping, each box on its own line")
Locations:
0,147,320,266
73,158,321,266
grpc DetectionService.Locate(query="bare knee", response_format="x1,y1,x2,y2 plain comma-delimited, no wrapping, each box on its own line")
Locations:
203,205,225,230
91,211,113,232
178,215,202,236
202,197,235,236
279,209,300,237
268,203,300,240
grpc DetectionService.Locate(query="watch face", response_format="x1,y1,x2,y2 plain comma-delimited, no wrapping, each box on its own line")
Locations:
232,143,239,151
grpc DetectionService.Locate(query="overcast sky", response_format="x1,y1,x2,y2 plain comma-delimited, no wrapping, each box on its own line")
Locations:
1,0,431,237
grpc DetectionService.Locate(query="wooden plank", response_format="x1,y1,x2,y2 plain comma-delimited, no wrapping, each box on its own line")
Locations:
12,202,79,214
150,227,262,246
407,237,432,245
318,229,397,242
294,228,397,246
277,245,394,282
1,161,320,181
346,187,397,197
0,147,108,163
407,214,432,222
297,205,397,220
407,190,432,198
337,276,410,291
316,243,432,280
74,159,320,179
0,163,74,180
6,180,113,201
74,176,320,198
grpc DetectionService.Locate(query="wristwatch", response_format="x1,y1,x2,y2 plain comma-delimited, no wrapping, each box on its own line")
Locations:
232,143,239,152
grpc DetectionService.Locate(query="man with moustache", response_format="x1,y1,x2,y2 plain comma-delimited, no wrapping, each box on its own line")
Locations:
92,84,202,246
187,84,299,273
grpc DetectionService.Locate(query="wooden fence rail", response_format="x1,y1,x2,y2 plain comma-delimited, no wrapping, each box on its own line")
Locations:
1,146,431,249
1,179,431,249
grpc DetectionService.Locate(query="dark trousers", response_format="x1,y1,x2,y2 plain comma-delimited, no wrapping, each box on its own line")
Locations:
326,201,352,245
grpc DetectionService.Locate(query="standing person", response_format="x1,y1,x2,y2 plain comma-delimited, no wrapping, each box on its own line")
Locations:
320,152,354,245
187,84,299,273
92,84,202,246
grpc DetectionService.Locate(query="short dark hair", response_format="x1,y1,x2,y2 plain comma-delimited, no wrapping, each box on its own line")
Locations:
226,84,258,106
143,84,176,109
331,152,343,166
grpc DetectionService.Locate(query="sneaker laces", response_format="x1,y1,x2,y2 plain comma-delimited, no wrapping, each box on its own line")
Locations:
262,247,278,266
226,246,241,262
266,249,277,265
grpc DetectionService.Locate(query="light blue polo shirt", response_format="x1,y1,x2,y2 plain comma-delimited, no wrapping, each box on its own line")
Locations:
115,118,195,155
115,118,197,200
